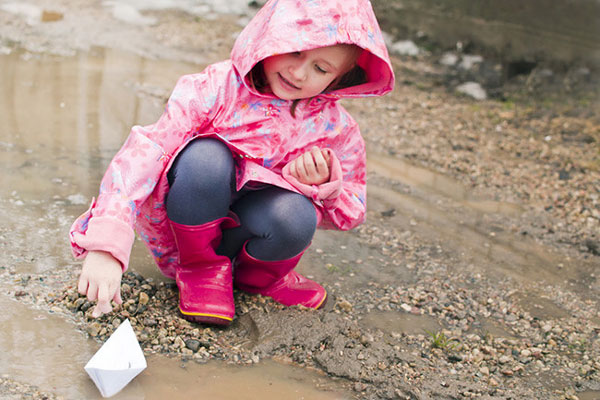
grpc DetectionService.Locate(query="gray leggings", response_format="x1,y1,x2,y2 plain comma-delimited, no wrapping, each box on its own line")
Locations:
166,138,317,261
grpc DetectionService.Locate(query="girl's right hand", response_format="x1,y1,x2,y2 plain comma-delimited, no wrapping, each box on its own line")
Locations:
288,146,332,185
78,250,123,318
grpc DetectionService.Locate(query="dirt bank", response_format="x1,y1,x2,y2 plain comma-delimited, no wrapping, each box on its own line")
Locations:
0,1,598,399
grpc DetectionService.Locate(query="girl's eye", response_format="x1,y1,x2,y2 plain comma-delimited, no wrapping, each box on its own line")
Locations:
315,64,327,73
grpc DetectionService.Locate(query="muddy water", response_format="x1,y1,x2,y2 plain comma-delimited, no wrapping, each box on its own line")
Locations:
0,293,346,399
0,49,348,399
367,153,596,292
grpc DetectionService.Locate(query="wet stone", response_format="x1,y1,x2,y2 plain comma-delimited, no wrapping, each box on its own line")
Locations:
139,292,149,305
185,339,201,352
87,322,101,337
74,298,86,310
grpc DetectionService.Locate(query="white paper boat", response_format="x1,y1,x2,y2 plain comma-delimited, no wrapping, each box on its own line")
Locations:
84,319,147,398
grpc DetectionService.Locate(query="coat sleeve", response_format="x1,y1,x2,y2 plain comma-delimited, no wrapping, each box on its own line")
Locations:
69,71,220,270
282,121,367,231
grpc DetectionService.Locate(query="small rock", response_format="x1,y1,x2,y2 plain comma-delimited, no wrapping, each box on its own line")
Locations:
139,292,149,305
87,322,102,337
459,54,483,70
499,355,512,364
74,298,86,310
390,40,419,56
440,52,459,66
41,10,63,22
448,354,463,363
174,336,185,349
456,82,487,100
584,239,600,255
121,283,131,292
185,339,201,352
360,333,374,346
336,299,353,312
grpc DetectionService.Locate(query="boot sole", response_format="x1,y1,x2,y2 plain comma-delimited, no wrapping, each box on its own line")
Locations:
179,308,233,326
315,291,327,309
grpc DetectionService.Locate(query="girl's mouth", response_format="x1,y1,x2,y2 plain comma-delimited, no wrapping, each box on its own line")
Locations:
278,73,300,90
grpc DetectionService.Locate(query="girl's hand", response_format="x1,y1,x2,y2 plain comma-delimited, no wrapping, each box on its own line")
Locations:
289,146,331,185
78,250,123,318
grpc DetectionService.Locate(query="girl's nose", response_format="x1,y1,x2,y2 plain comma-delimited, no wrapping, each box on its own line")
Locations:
289,62,307,81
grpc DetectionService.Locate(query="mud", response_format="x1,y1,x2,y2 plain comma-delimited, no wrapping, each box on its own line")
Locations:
0,1,599,399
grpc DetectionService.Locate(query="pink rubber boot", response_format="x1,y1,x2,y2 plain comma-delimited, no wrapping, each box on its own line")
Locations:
170,215,239,325
234,243,327,309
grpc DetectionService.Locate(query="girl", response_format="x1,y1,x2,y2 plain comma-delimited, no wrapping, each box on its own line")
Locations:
72,0,394,326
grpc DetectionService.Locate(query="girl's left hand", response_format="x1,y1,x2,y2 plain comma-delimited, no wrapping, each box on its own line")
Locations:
289,146,331,185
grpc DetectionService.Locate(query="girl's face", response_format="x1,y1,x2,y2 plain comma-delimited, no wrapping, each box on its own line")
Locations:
262,44,357,100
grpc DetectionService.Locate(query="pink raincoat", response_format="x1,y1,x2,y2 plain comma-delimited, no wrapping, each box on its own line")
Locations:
70,0,394,279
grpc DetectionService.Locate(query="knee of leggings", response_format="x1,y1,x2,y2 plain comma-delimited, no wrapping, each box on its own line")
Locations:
171,138,235,186
267,191,317,247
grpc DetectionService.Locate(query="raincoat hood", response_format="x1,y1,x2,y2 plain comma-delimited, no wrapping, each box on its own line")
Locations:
231,0,394,99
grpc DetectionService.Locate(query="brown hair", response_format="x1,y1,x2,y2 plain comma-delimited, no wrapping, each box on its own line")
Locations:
248,56,367,118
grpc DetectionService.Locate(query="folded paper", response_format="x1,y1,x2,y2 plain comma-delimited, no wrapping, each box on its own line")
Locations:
84,319,147,397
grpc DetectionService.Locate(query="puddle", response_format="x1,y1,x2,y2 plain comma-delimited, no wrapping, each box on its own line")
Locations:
470,317,518,340
368,153,523,216
0,293,348,399
511,291,570,320
361,310,441,336
366,157,596,292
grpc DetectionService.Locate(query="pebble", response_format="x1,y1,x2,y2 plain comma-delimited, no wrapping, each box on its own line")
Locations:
336,299,353,312
139,292,149,305
185,339,201,352
87,322,101,337
499,355,512,364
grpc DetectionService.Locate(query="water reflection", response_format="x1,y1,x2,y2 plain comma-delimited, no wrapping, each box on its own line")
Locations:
0,48,199,200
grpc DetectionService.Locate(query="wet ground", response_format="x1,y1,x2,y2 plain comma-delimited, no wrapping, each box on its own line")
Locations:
0,1,599,400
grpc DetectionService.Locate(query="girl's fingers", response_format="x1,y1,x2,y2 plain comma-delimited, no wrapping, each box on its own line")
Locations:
108,281,123,305
77,275,89,295
303,151,317,178
87,281,99,301
113,288,123,305
312,147,329,176
92,283,112,318
322,149,331,165
289,159,298,179
296,155,309,181
97,283,110,309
